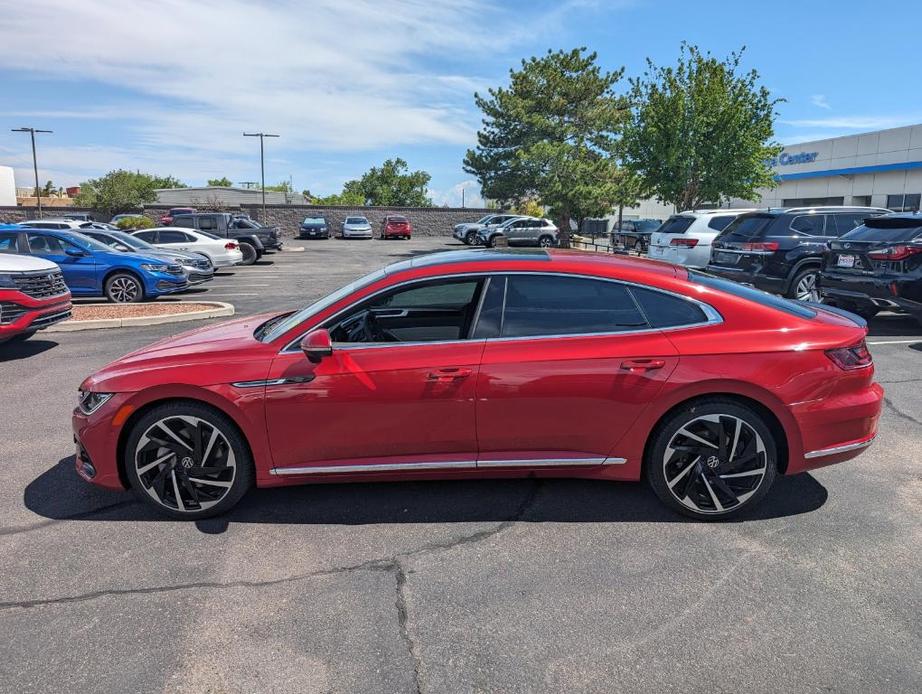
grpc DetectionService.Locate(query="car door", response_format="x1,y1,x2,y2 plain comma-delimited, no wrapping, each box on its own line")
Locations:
474,273,679,466
263,276,488,473
25,232,98,293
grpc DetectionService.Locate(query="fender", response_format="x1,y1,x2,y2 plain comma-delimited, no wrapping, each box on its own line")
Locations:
231,233,265,251
608,377,805,481
782,254,822,294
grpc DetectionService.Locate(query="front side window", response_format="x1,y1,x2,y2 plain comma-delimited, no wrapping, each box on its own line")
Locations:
27,233,66,254
499,275,647,338
790,215,826,235
325,278,483,344
134,231,157,243
0,232,19,252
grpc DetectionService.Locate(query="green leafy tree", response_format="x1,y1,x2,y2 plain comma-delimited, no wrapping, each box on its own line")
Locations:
464,48,630,244
342,158,432,207
207,177,233,187
622,44,782,211
312,190,366,206
73,170,184,214
149,175,187,189
114,215,154,230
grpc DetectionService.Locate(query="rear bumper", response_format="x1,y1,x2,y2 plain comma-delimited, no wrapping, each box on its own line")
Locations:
648,242,712,268
786,381,883,474
821,272,922,319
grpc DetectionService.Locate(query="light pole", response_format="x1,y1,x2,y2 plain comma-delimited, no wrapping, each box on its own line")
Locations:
11,127,53,219
243,132,279,222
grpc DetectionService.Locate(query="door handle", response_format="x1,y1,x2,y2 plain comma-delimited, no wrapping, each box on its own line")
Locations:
427,367,472,381
620,359,666,372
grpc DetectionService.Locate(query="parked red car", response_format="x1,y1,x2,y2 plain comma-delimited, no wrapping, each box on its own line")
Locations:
0,251,72,343
159,207,196,226
73,248,882,520
380,215,412,239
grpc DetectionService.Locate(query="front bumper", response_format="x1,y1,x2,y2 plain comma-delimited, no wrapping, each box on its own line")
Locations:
72,393,132,490
343,229,373,238
299,228,329,238
0,289,72,338
146,272,188,296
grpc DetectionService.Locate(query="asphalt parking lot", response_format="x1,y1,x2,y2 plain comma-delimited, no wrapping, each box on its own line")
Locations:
2,236,921,693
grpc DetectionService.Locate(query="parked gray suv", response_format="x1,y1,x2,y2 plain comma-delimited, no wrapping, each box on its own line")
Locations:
477,217,559,247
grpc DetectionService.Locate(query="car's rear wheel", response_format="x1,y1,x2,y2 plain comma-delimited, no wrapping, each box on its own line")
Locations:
789,267,820,302
238,242,258,266
646,400,778,520
124,402,253,519
538,235,554,247
105,272,144,303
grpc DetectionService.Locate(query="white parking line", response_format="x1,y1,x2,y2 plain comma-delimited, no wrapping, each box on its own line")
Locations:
212,292,260,297
867,339,920,345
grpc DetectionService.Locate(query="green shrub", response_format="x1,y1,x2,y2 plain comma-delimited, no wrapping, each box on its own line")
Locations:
115,215,154,230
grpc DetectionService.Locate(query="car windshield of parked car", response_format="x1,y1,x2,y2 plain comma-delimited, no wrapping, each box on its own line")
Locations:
842,219,922,243
689,271,817,319
718,214,774,239
259,267,388,343
59,231,114,252
345,217,368,224
233,218,260,229
388,216,408,223
303,217,326,224
108,231,156,251
635,219,662,233
656,216,694,234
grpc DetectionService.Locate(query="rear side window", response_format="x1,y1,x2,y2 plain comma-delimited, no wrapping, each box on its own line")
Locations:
689,271,817,319
630,287,708,328
707,215,736,232
657,216,694,235
159,230,190,243
719,214,774,239
500,275,647,338
790,215,826,235
134,231,157,243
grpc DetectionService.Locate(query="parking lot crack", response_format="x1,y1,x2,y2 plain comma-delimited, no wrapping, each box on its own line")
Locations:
394,561,424,694
884,396,922,428
0,500,139,538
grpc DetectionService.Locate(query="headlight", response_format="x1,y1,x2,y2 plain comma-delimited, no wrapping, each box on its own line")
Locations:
140,263,170,273
0,273,17,288
77,390,113,415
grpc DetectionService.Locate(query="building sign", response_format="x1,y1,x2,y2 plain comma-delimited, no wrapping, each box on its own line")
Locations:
768,151,819,167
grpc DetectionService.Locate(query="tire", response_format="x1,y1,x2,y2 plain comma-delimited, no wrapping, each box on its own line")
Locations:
787,266,821,302
537,235,554,248
123,401,254,520
486,235,498,248
238,242,258,266
646,399,778,520
105,272,144,303
464,230,477,245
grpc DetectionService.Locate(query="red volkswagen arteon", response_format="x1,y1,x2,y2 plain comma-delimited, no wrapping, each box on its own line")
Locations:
73,249,882,520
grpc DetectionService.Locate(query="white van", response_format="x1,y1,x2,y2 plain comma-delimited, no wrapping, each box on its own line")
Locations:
647,209,757,268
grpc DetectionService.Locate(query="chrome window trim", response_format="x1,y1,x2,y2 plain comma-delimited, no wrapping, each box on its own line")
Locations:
804,435,875,459
280,271,723,354
270,456,626,476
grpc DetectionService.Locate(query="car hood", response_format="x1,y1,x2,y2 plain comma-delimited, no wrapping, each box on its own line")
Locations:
81,312,281,392
0,254,60,272
103,250,178,266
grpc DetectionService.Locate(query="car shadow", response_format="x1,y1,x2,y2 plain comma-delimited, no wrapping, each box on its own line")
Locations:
24,456,828,533
0,338,59,361
253,259,275,266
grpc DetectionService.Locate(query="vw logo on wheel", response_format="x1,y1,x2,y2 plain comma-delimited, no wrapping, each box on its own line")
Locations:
180,456,194,469
706,455,720,469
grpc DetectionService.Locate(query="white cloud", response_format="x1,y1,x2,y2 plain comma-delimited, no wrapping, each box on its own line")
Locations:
428,179,484,208
810,94,831,110
782,114,922,131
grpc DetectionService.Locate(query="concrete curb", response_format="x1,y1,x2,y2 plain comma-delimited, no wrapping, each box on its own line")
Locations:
47,302,235,333
283,245,305,252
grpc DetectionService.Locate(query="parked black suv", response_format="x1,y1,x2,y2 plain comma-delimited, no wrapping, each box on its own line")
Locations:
707,207,889,301
821,213,922,325
170,213,282,265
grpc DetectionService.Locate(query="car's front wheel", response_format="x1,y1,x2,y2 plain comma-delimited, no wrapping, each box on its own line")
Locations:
105,272,144,303
464,230,477,245
537,235,554,248
646,399,778,520
124,402,254,519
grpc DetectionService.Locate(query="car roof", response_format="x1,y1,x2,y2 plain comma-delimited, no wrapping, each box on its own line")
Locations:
385,247,679,280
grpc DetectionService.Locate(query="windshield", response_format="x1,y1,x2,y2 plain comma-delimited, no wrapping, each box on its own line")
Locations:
234,218,259,228
345,217,368,224
843,219,922,244
61,231,116,252
109,231,155,250
689,271,816,319
302,217,326,224
260,267,388,343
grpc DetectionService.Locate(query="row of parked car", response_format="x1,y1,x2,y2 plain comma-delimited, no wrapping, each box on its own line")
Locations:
453,214,560,247
0,213,281,344
297,214,414,240
630,206,922,325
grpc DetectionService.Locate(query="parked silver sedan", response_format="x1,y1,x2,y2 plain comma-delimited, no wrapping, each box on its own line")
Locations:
341,216,373,239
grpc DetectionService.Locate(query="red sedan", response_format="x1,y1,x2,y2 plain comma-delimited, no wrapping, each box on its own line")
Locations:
73,249,882,520
380,215,412,239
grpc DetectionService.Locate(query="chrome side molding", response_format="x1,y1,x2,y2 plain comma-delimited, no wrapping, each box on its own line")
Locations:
804,435,875,459
270,456,627,476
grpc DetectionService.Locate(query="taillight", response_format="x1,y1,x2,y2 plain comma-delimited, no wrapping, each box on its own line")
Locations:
825,339,873,370
741,241,780,252
867,244,922,261
225,242,238,250
670,238,699,247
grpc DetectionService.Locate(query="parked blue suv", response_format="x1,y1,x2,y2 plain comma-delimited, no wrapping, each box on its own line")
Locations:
5,226,188,302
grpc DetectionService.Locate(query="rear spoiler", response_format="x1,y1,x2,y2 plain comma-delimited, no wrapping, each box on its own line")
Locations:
803,301,868,330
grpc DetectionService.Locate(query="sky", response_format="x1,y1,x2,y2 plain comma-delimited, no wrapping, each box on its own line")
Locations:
1,0,921,207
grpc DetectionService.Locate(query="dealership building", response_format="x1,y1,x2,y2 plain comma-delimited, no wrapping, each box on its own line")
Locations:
619,123,922,223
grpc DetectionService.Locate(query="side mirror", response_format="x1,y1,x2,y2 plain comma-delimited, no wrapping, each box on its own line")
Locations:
300,328,333,364
65,247,87,257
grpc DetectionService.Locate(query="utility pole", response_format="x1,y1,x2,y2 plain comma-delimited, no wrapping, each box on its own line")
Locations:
11,127,53,219
461,187,465,208
243,132,279,222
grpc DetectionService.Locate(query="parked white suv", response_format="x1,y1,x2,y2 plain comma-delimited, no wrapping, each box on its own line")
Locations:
478,217,559,247
646,209,757,268
453,214,519,245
